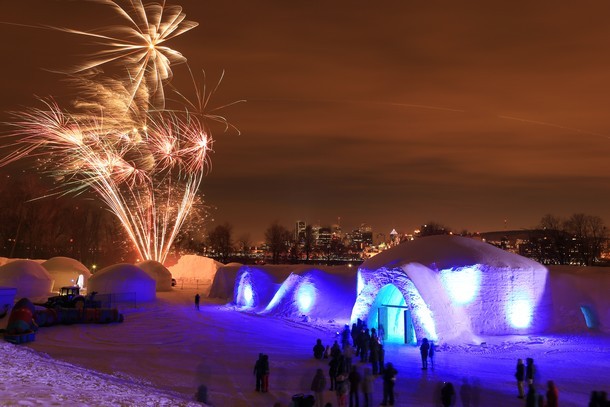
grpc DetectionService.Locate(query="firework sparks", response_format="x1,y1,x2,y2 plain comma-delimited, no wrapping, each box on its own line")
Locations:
1,1,236,264
57,0,198,109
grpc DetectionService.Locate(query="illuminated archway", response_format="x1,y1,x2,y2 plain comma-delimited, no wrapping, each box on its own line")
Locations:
366,284,417,344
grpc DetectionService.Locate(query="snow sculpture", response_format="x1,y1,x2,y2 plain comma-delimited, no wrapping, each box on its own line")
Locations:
352,235,549,343
89,263,156,303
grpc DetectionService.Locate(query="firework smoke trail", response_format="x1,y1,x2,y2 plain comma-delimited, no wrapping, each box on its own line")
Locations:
1,1,229,263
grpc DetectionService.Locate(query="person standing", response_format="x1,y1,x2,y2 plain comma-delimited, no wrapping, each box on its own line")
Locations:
261,354,270,393
420,338,430,370
336,374,350,407
314,339,325,360
369,339,379,375
253,353,264,392
194,293,200,311
343,343,354,374
361,368,375,407
311,368,327,407
429,340,435,369
526,384,538,407
516,359,525,399
546,380,559,407
380,362,397,406
348,365,361,407
329,356,340,391
526,358,536,385
440,382,455,407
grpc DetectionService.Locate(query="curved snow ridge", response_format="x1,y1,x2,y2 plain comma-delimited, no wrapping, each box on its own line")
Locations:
0,342,205,406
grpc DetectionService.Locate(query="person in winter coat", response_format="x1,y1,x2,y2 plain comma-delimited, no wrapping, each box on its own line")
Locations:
516,359,526,399
546,380,559,407
331,340,342,360
360,329,371,363
335,374,350,407
329,356,340,391
369,340,380,375
526,358,536,385
343,343,354,374
429,340,435,369
440,382,456,407
253,353,264,392
348,365,361,407
194,293,200,310
261,354,270,392
526,384,538,407
311,368,327,407
420,338,430,370
380,362,397,406
313,339,325,359
361,368,375,407
324,345,331,359
341,324,351,349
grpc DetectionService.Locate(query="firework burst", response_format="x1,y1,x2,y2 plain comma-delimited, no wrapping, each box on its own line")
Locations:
1,1,237,264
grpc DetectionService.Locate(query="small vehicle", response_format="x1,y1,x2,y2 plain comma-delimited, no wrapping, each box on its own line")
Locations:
42,286,100,309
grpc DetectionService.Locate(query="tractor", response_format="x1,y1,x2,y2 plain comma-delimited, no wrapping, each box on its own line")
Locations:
42,286,100,310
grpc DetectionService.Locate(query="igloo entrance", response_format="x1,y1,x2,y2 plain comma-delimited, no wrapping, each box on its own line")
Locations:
367,284,417,345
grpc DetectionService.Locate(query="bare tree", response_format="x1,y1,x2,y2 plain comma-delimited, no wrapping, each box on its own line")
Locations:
565,213,607,266
236,233,252,256
418,222,451,237
207,223,233,264
264,221,291,264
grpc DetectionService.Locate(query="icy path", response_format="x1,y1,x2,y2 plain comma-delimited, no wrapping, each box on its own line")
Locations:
1,288,608,406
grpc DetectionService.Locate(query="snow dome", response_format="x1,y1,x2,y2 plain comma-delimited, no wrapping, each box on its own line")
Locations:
209,263,243,299
41,257,91,291
352,235,549,344
233,265,294,310
136,260,172,292
89,264,156,303
0,259,54,299
261,266,357,322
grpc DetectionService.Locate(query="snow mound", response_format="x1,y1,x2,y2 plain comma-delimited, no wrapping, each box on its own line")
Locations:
0,259,53,300
137,260,173,291
168,255,223,296
208,263,243,299
0,342,205,406
262,266,357,323
363,234,542,271
547,265,610,333
41,256,91,291
89,263,156,302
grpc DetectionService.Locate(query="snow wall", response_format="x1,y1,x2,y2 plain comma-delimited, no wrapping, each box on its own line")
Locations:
209,263,243,299
546,265,610,333
0,260,54,300
168,255,223,296
89,263,156,303
41,257,91,291
137,260,172,292
351,235,550,343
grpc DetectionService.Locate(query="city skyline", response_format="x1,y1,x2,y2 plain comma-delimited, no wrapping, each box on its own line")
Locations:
1,1,610,243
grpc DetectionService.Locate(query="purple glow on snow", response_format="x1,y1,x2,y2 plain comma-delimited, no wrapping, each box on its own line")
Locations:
440,266,481,305
296,282,316,313
507,292,533,328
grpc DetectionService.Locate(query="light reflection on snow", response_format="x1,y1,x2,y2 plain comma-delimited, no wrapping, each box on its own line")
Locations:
440,266,481,305
507,294,533,328
236,271,255,308
296,282,316,313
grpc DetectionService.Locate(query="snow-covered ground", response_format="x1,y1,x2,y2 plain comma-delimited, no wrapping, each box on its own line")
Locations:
1,286,608,406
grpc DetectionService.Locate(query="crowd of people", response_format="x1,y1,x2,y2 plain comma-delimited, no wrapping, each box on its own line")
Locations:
256,323,607,407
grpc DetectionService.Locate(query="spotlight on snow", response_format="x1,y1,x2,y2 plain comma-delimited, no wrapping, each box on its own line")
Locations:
507,295,533,328
236,272,255,308
440,266,481,305
357,271,364,295
296,282,316,313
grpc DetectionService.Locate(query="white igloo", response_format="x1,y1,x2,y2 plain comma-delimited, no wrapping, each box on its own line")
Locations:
137,260,172,292
89,263,156,303
351,235,549,344
209,263,243,299
41,256,92,291
0,259,54,300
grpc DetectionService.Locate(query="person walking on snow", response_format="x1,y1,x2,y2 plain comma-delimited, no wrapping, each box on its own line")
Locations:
310,368,327,407
516,359,525,399
194,293,200,311
420,338,430,370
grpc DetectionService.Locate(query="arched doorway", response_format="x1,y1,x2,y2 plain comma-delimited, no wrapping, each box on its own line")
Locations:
367,284,417,345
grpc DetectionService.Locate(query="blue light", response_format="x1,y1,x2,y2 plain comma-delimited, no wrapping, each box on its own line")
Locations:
440,266,481,305
243,284,253,307
236,272,255,308
296,282,316,313
507,295,533,328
